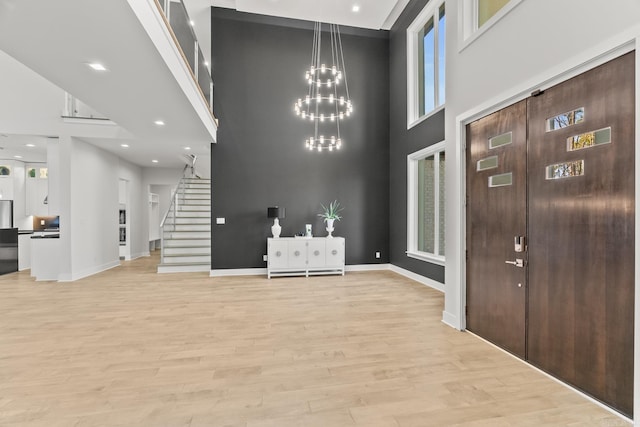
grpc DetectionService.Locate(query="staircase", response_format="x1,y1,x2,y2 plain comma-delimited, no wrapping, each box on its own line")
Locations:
157,177,211,273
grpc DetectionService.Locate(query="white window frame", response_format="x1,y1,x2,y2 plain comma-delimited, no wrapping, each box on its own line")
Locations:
406,0,445,129
458,0,525,52
407,141,446,265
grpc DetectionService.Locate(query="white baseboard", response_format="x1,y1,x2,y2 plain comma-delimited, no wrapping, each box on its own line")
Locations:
345,264,391,271
58,260,121,282
210,264,393,277
389,264,445,293
210,268,266,277
442,310,461,330
129,252,147,261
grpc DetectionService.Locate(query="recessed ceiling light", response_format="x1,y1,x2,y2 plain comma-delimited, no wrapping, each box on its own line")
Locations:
152,159,159,163
120,144,129,148
25,143,35,147
352,4,360,12
86,62,108,72
154,120,165,126
204,61,209,66
189,20,195,26
14,155,22,159
184,146,191,150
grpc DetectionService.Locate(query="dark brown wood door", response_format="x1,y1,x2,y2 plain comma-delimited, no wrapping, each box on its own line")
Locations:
466,99,527,358
527,52,635,417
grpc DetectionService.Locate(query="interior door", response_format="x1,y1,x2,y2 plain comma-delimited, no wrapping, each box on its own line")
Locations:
466,99,527,358
527,52,635,416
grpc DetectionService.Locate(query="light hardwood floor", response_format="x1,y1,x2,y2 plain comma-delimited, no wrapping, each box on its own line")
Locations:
0,254,631,426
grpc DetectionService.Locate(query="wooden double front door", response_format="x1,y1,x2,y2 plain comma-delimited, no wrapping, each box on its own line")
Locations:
466,52,635,416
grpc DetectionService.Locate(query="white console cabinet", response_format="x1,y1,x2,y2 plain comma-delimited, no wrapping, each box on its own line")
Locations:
267,237,345,278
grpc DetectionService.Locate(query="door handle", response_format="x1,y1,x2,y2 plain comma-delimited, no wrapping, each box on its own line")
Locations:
505,258,524,267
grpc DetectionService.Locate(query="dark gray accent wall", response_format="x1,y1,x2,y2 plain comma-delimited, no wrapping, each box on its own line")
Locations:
389,0,445,283
210,8,390,269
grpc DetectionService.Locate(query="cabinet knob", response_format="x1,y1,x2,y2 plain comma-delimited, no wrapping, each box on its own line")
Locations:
275,251,281,257
332,250,338,255
294,250,300,257
314,250,320,256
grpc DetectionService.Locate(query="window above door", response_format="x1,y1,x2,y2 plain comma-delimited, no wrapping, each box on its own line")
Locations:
459,0,524,51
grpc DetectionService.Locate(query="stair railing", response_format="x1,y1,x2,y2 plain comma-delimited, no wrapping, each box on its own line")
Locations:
160,177,187,262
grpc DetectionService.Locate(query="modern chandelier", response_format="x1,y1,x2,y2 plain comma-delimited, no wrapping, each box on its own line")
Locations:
293,22,353,152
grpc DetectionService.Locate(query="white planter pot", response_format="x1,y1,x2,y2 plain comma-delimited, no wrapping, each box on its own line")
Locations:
326,218,335,237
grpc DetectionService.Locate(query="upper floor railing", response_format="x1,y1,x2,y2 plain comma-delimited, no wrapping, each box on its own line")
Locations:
62,93,110,121
157,0,214,117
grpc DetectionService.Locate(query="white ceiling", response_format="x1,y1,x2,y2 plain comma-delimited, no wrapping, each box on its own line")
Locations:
0,134,48,164
0,0,404,170
209,0,410,30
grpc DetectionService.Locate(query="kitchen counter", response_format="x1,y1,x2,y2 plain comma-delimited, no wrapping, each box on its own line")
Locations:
30,236,59,281
18,229,60,272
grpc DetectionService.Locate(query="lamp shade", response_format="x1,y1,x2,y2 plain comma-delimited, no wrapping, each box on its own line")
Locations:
267,207,285,219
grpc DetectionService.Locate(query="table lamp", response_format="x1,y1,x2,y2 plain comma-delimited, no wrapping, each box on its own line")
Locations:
267,207,285,238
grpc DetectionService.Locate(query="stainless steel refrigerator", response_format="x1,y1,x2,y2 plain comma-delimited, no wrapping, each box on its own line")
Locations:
0,200,13,228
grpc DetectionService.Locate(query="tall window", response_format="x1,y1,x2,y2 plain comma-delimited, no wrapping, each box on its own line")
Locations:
407,0,445,128
407,142,445,264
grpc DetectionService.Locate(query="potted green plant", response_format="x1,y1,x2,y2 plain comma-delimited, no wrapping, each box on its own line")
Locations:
318,200,343,238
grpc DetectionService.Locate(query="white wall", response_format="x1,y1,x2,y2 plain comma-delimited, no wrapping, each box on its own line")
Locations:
56,137,120,281
150,184,173,222
143,167,183,186
119,160,145,259
442,0,640,420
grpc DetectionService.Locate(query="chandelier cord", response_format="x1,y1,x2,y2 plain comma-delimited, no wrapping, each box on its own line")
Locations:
337,26,350,101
